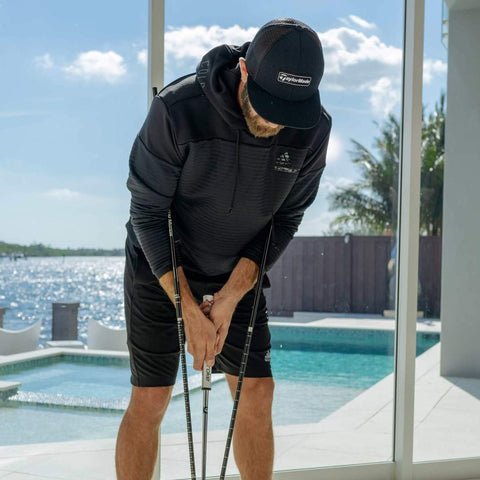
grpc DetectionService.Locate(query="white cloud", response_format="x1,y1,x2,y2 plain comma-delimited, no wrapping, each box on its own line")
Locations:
325,133,343,164
320,175,355,194
337,15,376,30
42,188,81,200
297,180,356,235
164,24,257,64
338,17,351,28
162,24,404,94
63,50,127,83
137,49,147,66
423,58,447,83
369,76,402,117
315,26,444,116
319,27,402,88
35,20,446,113
348,15,377,30
0,110,42,118
40,188,116,206
297,209,339,235
161,23,446,117
35,53,54,69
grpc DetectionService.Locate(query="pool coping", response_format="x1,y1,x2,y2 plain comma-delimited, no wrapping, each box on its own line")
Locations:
269,315,441,333
0,381,20,391
0,380,20,401
0,347,129,369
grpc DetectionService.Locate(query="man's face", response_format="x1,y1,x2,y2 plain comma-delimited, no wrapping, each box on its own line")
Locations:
238,81,284,138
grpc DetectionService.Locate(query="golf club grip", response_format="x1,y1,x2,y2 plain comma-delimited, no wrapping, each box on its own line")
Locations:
202,294,214,390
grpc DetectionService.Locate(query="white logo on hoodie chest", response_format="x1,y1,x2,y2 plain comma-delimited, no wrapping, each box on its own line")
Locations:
274,152,299,174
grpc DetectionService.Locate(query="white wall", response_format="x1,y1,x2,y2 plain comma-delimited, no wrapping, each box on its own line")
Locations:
441,0,480,377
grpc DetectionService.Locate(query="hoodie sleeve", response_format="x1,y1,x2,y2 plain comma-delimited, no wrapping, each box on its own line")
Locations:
239,128,331,272
126,95,185,280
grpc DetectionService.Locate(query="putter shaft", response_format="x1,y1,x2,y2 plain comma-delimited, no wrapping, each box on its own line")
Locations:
202,294,214,480
202,375,210,480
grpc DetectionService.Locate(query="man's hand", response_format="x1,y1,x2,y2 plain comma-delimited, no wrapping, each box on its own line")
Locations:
200,293,231,355
160,258,258,367
201,291,238,355
183,303,217,371
159,267,217,371
210,290,237,355
199,257,260,355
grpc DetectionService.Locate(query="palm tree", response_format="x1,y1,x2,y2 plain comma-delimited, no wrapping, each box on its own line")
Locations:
326,91,445,237
420,93,445,236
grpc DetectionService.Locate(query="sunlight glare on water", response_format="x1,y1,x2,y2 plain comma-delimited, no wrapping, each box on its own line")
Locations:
0,256,125,345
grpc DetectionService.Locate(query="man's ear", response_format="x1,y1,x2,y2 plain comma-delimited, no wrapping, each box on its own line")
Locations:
238,57,248,83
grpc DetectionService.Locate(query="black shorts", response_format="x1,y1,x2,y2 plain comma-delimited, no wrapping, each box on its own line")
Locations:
123,237,272,387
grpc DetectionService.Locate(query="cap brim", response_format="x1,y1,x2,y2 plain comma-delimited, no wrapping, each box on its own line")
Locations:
246,76,321,129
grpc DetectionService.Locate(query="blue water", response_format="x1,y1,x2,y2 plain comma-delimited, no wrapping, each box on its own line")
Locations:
0,334,441,446
0,342,440,445
0,256,440,446
0,256,125,345
0,347,393,446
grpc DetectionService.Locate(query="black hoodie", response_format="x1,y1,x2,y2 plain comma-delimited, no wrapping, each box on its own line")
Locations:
125,42,332,287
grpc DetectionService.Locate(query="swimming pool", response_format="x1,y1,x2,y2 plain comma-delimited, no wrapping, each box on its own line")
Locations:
0,326,439,446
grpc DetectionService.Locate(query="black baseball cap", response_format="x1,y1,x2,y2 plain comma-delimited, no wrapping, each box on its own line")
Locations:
244,18,324,129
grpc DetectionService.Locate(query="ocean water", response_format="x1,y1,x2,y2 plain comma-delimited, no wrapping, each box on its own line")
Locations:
0,256,126,345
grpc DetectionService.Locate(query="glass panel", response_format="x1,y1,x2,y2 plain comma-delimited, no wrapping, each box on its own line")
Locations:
413,0,480,462
161,0,405,476
0,0,145,446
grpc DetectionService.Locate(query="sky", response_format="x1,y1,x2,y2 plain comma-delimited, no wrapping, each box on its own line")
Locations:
0,0,447,249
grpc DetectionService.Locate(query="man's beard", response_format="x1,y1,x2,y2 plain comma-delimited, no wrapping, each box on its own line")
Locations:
239,83,284,138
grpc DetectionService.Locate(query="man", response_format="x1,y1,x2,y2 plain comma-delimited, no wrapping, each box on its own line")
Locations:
116,17,331,480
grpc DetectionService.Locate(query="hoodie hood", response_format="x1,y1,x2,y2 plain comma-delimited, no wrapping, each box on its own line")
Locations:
195,41,279,219
196,42,251,130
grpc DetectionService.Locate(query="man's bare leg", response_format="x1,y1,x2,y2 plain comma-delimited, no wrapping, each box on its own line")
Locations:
115,385,173,480
225,375,275,480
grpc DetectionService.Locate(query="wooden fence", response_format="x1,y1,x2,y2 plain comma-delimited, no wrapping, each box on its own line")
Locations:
264,235,442,317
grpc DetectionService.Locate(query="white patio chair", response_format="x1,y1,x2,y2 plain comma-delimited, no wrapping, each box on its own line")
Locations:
0,320,42,355
87,318,128,351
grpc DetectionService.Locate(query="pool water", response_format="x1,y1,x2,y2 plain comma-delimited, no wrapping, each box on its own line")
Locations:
0,356,205,407
0,329,440,446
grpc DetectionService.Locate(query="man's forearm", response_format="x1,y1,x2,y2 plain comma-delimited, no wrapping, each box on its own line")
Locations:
160,257,260,311
217,257,260,304
159,267,199,316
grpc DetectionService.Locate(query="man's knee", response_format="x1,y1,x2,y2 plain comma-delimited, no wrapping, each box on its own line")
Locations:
244,376,275,396
127,385,173,423
228,376,275,413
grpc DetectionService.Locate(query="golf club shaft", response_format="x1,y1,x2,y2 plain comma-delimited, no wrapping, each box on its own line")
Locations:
202,294,214,480
168,210,196,480
202,388,209,479
220,219,273,480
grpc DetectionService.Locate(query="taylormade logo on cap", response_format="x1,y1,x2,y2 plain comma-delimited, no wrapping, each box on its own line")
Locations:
244,18,324,128
277,71,312,87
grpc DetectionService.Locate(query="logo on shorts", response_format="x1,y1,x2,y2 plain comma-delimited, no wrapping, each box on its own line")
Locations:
277,71,312,87
264,350,271,363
